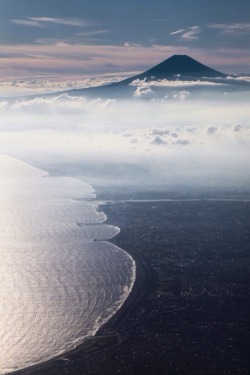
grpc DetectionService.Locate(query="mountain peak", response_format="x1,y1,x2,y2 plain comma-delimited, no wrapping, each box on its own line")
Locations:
119,54,227,85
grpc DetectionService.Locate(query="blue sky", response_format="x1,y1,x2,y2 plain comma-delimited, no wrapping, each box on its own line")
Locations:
0,0,250,78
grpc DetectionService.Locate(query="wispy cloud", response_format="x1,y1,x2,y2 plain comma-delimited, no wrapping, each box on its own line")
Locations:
12,17,90,28
182,26,201,40
12,19,45,28
170,26,201,41
75,30,110,37
35,39,69,45
124,42,143,47
171,23,250,42
170,29,185,36
209,23,250,34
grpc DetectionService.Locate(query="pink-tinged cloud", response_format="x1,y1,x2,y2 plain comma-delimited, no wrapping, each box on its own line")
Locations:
0,43,250,79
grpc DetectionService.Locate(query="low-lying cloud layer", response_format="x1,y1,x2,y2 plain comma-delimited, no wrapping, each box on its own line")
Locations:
0,88,250,187
2,74,250,98
0,76,124,97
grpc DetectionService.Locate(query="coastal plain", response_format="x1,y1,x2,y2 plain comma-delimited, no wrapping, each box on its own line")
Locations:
16,186,250,375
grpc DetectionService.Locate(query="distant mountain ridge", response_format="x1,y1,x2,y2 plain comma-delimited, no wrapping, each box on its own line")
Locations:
115,55,228,85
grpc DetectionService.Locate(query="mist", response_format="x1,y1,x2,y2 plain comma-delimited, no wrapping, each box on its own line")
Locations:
1,85,250,188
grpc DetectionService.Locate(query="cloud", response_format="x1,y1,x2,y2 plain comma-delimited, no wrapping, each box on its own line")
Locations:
170,131,178,138
209,23,250,34
0,76,124,97
170,26,201,41
124,42,142,47
234,75,250,83
130,138,138,144
0,75,234,98
75,30,110,37
182,26,201,40
10,18,110,48
151,128,170,136
12,19,45,28
173,91,191,100
206,126,218,135
184,126,197,133
234,123,243,132
0,92,250,186
171,138,190,146
12,17,90,28
150,135,167,146
170,29,185,35
133,85,154,98
131,78,225,88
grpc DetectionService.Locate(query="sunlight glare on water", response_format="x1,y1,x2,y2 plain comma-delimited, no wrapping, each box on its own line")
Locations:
0,155,135,374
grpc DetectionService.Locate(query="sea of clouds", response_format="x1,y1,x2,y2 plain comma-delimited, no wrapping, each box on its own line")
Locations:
0,76,124,96
0,80,250,187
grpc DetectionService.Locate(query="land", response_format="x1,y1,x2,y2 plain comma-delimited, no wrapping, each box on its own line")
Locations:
15,187,250,375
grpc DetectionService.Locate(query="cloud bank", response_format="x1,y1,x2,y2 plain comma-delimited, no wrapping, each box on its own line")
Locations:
0,89,250,187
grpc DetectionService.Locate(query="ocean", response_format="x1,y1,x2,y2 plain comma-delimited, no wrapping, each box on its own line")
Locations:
0,155,135,374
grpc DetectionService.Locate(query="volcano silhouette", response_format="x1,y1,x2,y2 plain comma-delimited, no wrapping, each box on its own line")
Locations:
57,54,232,98
117,55,227,85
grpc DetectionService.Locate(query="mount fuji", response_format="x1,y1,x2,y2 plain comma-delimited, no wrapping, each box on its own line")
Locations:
114,54,228,85
45,54,250,99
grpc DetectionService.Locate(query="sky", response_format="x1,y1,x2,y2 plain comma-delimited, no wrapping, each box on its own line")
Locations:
0,0,250,80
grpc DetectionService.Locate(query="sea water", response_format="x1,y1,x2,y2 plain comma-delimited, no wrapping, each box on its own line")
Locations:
0,155,135,374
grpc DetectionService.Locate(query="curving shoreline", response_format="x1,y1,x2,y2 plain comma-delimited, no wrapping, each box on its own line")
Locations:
10,190,250,375
11,201,153,375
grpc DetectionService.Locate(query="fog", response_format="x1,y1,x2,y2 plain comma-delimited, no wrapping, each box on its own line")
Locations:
1,84,250,188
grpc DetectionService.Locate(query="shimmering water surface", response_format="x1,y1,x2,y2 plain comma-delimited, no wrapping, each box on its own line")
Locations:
0,155,135,374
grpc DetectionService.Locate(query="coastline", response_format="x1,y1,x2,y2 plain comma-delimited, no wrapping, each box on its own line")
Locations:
8,192,250,374
12,201,153,375
97,203,156,332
